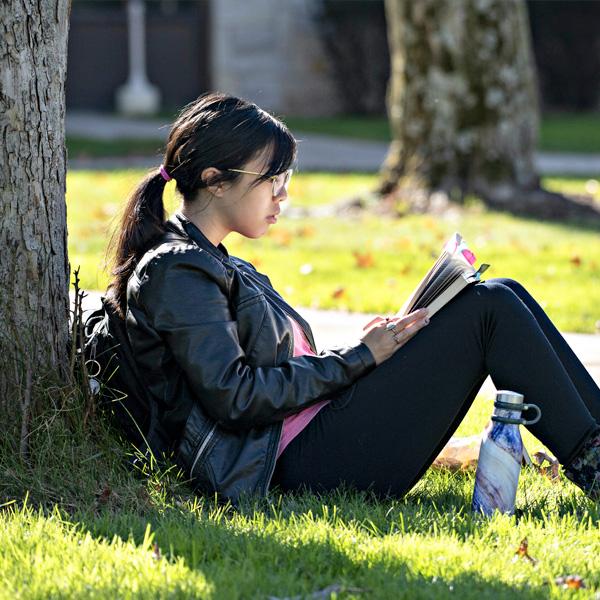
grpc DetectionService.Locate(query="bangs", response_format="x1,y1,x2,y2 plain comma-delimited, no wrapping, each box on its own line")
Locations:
253,120,298,183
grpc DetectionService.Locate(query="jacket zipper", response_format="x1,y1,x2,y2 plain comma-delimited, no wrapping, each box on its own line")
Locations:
260,289,297,496
190,422,217,476
239,267,318,495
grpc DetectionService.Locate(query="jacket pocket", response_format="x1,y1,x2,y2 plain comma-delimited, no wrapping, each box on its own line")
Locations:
176,403,219,493
190,422,217,477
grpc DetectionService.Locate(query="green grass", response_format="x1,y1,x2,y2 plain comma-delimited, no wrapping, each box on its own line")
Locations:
2,483,599,599
67,171,600,332
1,374,599,599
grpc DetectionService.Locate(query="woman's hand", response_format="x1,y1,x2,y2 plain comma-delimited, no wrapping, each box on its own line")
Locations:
360,309,430,366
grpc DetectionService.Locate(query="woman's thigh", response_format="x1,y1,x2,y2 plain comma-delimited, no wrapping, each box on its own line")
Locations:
273,277,599,496
273,280,497,497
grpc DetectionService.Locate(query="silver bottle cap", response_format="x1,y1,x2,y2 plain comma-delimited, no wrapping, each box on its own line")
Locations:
495,390,524,406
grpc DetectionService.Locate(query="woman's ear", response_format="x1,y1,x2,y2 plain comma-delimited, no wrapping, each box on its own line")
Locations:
201,167,226,197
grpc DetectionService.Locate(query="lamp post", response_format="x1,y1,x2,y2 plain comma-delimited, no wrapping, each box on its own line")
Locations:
116,0,160,115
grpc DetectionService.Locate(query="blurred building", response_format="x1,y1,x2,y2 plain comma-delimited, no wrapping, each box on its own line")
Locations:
67,0,339,116
67,0,600,118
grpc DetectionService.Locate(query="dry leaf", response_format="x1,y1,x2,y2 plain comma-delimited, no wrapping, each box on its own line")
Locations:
296,225,315,238
532,451,560,482
432,435,481,471
570,255,582,267
555,575,586,589
513,537,538,565
152,542,162,561
270,228,293,246
353,251,375,269
331,287,346,299
96,483,112,505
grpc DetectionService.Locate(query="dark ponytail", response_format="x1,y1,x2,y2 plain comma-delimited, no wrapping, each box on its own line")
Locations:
105,171,168,317
105,91,297,318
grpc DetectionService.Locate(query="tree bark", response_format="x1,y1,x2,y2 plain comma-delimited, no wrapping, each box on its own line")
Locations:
0,0,71,397
379,0,599,221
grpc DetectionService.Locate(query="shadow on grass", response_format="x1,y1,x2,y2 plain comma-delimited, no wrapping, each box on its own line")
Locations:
76,498,549,600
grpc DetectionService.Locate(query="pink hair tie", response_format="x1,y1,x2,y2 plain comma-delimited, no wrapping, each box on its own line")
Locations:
159,164,172,182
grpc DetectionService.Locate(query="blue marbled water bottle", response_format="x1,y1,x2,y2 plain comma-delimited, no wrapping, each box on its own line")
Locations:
471,390,541,516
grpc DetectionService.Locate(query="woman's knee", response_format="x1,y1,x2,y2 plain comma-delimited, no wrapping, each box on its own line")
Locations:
472,278,524,314
488,277,528,298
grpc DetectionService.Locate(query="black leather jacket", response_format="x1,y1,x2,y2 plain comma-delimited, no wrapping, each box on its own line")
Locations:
126,212,376,504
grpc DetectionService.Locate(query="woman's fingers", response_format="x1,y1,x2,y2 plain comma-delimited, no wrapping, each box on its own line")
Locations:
388,309,429,330
363,308,429,331
362,316,383,331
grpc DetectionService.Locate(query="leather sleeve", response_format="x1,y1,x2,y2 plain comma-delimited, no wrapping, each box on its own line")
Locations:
136,249,376,430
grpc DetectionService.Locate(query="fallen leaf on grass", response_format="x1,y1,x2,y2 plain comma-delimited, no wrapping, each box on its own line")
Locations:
532,451,560,482
570,255,583,267
96,483,112,505
95,483,119,507
331,287,346,299
554,575,586,589
296,225,315,238
152,542,162,561
353,251,375,269
269,227,293,246
431,434,481,471
268,584,369,600
513,537,538,565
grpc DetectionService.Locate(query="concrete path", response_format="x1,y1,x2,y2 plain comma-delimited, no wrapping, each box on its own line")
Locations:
66,111,600,176
75,290,600,398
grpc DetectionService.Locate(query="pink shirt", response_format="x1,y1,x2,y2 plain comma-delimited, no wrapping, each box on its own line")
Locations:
276,315,331,459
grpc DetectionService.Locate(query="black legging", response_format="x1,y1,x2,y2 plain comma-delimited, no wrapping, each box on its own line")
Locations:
271,278,600,498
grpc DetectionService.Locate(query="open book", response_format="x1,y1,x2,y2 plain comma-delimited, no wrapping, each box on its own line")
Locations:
397,232,490,319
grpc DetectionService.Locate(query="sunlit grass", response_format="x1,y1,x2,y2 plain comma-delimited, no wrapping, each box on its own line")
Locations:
2,464,599,598
67,170,600,332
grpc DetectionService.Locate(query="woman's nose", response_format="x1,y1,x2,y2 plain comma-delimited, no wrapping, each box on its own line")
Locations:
275,188,288,202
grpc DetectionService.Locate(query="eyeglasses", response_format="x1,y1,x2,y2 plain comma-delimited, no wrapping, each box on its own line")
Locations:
227,168,293,197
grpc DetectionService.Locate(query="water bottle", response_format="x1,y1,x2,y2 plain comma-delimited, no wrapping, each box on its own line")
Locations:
471,390,541,516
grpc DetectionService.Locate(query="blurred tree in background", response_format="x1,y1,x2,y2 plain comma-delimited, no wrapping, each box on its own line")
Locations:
378,0,547,215
316,0,600,115
330,0,598,221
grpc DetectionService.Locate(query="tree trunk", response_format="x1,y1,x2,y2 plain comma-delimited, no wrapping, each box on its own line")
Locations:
379,0,599,220
0,0,71,399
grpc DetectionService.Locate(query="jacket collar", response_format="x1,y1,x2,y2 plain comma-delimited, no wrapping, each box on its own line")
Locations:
168,212,230,263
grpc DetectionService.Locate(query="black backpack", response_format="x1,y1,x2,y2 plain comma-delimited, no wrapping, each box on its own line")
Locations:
81,296,168,458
